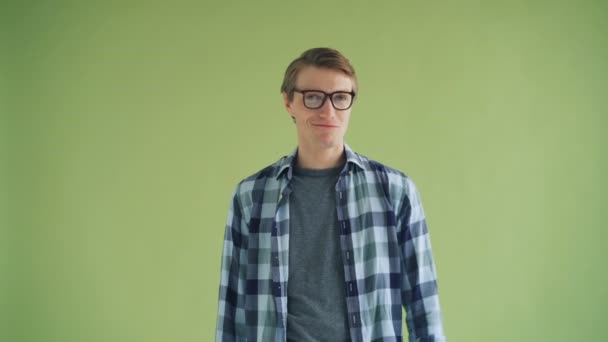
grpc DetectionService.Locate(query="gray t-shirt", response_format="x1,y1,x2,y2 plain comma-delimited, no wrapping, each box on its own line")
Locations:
286,164,350,342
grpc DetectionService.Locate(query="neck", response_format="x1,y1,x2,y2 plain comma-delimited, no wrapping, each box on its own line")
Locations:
296,143,345,169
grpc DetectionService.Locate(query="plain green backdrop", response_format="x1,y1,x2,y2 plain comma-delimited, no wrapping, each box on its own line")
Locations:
3,1,607,341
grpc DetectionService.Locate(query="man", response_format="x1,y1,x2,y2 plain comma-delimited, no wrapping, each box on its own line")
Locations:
216,47,445,342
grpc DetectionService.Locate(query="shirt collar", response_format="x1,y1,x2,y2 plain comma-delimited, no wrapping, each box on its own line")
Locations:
276,143,364,180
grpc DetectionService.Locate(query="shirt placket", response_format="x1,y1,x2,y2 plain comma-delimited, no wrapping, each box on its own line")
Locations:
335,174,363,342
272,182,292,340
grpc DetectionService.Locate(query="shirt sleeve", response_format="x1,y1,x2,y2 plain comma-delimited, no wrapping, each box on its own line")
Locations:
216,188,248,341
398,178,446,342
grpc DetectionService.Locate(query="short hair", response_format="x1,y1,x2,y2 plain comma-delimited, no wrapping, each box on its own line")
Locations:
280,47,358,102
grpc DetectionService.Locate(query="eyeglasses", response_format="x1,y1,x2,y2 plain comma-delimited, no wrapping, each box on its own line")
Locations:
293,89,356,110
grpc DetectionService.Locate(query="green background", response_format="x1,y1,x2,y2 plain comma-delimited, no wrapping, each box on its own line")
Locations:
3,1,607,341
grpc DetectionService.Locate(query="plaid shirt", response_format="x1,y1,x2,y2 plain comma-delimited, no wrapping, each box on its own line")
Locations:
216,144,445,342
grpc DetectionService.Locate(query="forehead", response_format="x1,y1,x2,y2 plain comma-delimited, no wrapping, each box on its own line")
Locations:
296,66,353,91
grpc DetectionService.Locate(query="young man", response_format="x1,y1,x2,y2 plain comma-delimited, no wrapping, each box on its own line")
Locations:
216,48,446,342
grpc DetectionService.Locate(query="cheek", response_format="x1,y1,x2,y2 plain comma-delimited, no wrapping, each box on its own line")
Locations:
340,112,351,124
298,110,314,122
296,112,311,127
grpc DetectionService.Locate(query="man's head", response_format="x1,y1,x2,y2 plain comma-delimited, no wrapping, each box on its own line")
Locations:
280,47,358,102
281,48,357,151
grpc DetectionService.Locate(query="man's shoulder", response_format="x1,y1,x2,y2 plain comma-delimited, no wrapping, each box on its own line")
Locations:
353,150,421,200
233,154,289,194
353,151,409,182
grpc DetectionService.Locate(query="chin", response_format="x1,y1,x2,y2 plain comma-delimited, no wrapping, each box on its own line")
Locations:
317,139,343,149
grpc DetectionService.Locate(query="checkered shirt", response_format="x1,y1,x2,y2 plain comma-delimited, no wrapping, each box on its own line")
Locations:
216,144,445,342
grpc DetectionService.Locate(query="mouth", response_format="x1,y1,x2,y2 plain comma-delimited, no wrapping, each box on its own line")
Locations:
312,123,339,128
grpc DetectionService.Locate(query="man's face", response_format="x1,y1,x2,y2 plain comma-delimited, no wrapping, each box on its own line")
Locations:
283,66,354,150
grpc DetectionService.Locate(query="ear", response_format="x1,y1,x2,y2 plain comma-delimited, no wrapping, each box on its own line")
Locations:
282,92,295,118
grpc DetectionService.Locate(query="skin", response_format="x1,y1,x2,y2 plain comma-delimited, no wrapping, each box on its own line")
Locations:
282,66,355,169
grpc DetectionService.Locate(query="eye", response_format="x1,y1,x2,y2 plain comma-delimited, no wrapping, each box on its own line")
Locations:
305,93,323,101
333,94,348,102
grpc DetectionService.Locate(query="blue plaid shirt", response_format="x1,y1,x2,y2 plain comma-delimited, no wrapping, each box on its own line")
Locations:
216,144,445,342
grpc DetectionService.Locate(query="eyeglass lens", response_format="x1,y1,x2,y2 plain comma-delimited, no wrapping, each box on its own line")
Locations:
303,91,353,110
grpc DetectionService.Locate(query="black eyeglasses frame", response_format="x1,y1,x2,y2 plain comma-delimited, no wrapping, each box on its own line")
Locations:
293,89,356,110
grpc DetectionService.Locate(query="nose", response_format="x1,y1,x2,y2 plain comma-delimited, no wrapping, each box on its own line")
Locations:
317,96,336,118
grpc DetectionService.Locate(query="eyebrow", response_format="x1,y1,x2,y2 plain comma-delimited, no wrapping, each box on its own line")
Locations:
296,88,353,93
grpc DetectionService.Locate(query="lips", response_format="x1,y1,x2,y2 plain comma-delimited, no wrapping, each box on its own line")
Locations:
312,123,338,128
